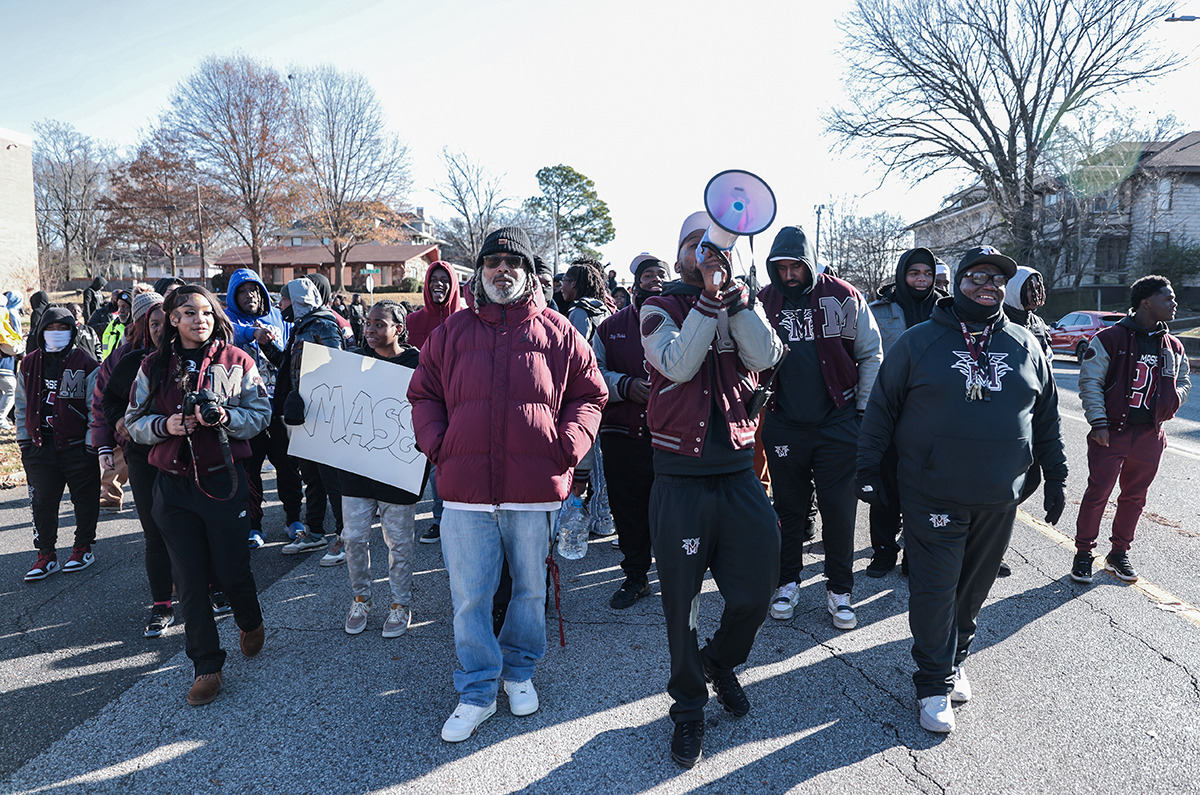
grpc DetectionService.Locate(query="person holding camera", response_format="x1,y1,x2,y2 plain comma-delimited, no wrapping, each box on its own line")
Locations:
125,285,272,706
639,212,783,768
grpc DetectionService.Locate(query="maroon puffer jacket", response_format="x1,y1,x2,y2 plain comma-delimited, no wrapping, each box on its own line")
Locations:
407,289,607,505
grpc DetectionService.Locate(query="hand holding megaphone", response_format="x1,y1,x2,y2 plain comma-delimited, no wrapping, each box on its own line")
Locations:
698,170,777,290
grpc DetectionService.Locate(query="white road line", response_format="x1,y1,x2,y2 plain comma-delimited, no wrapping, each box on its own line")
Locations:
1056,406,1200,461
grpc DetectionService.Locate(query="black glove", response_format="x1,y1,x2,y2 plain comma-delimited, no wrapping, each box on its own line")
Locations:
857,472,887,508
722,281,750,316
1043,480,1066,525
282,391,306,426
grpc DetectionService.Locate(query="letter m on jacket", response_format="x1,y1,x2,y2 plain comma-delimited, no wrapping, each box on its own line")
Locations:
59,369,87,399
819,296,857,339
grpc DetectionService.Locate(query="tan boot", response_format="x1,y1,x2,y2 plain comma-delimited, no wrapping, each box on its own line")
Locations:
187,672,223,706
240,623,265,658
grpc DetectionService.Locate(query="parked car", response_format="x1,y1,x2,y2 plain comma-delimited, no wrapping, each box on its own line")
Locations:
1049,310,1126,363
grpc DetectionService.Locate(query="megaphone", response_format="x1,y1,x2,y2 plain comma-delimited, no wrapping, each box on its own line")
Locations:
698,170,777,276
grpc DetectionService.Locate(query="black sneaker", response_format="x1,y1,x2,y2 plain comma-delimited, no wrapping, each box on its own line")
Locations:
144,605,175,638
703,658,750,717
997,559,1012,577
420,524,440,544
1105,551,1138,583
1070,552,1094,584
211,592,232,615
670,719,704,769
865,550,897,578
609,577,651,609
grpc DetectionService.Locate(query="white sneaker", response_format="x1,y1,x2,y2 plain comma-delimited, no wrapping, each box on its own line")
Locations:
441,701,497,742
950,666,972,703
827,591,857,630
344,597,369,635
503,679,539,716
769,581,801,620
282,530,327,555
918,695,955,733
381,604,411,638
319,536,346,566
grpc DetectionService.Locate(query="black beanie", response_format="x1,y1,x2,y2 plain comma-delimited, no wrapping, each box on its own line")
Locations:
476,227,537,273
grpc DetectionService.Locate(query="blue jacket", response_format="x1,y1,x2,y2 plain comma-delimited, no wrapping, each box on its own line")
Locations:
224,268,290,398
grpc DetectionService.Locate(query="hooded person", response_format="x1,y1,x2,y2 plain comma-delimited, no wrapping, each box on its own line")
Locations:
1002,265,1052,358
17,305,102,581
28,291,51,342
305,272,355,345
0,291,24,429
871,247,941,353
277,277,347,557
758,225,883,632
407,261,463,350
592,251,668,609
83,277,107,324
224,267,299,547
407,225,607,744
857,245,1066,734
864,247,942,576
560,258,612,343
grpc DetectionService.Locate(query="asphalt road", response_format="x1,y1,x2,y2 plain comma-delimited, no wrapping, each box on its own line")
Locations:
3,356,1200,794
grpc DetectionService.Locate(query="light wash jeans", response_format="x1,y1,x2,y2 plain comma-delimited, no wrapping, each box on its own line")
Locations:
0,370,16,425
440,507,551,706
342,496,416,607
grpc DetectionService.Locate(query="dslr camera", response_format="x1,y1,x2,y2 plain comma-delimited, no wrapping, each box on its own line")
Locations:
183,388,225,426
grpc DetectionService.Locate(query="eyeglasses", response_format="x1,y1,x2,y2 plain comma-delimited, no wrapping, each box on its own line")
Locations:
961,271,1007,287
482,255,524,269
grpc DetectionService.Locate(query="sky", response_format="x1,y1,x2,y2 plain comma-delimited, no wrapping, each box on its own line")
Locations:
3,0,1199,276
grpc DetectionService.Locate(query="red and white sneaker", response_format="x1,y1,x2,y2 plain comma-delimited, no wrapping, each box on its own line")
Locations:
62,545,94,572
24,553,59,581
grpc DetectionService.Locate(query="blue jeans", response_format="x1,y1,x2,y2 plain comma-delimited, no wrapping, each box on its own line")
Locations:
440,508,551,706
429,465,444,523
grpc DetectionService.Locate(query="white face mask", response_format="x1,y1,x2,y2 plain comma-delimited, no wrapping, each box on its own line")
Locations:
43,330,72,352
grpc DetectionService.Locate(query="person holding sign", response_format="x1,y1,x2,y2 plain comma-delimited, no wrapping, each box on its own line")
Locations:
408,226,606,743
339,299,430,637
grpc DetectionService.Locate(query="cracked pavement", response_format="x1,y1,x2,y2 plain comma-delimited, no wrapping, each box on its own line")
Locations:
4,357,1200,794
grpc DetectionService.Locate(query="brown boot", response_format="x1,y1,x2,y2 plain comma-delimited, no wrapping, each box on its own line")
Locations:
240,623,265,658
187,672,222,706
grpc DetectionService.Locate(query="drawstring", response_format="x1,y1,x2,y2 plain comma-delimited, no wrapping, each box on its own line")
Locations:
546,550,566,647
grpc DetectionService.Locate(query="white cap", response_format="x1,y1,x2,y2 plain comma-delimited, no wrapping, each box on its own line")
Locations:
677,211,710,254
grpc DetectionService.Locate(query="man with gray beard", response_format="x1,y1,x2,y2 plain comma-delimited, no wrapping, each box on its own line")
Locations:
408,226,607,742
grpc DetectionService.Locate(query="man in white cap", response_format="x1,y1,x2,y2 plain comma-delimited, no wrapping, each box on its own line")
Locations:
640,211,783,768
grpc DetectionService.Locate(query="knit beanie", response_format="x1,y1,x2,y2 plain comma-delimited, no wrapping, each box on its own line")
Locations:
131,291,164,323
476,227,537,272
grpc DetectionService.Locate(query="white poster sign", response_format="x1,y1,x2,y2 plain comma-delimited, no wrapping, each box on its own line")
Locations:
287,342,426,494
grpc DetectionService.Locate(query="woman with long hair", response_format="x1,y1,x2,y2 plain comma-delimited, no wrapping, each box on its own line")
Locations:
125,285,272,706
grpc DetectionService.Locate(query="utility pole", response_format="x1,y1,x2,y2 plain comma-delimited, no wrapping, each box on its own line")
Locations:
814,203,827,264
196,183,206,285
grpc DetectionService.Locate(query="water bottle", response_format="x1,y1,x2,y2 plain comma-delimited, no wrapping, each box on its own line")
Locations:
589,447,615,537
556,495,590,560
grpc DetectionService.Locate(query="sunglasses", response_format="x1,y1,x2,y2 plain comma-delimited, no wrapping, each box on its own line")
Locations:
961,272,1007,287
482,255,524,269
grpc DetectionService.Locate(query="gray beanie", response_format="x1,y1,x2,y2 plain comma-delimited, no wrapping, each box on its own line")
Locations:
131,291,164,323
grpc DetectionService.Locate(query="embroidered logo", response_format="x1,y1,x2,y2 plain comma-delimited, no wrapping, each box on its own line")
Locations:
682,538,700,556
951,351,1012,392
774,445,789,457
930,514,951,528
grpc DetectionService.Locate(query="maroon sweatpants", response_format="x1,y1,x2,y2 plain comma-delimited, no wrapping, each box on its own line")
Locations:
1074,424,1166,554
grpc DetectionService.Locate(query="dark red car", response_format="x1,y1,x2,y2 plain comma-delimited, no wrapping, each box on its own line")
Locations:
1049,310,1126,363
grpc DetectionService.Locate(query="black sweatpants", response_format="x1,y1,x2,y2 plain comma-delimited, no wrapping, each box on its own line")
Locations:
601,433,654,580
125,446,173,603
650,468,779,723
298,458,343,534
246,415,303,530
763,413,858,594
23,444,100,552
902,497,1015,699
868,443,902,556
153,464,263,676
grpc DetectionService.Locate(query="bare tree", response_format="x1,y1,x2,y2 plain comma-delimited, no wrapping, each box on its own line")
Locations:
166,54,296,275
100,127,202,278
31,119,112,284
289,64,412,291
824,200,911,297
433,148,510,264
828,0,1180,268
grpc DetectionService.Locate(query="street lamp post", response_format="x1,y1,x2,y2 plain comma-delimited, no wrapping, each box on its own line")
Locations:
814,203,827,264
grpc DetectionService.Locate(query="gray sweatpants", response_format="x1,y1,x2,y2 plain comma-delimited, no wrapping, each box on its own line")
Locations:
342,496,416,607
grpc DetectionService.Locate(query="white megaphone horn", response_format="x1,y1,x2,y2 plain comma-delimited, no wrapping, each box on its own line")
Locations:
698,170,777,285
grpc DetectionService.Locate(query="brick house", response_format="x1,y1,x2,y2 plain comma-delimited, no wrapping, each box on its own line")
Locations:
214,242,446,289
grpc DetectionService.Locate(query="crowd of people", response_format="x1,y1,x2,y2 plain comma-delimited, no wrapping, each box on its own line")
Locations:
8,216,1189,766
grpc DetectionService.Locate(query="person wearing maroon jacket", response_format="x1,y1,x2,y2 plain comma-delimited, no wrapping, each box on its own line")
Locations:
408,226,606,743
407,260,463,544
1072,275,1191,584
593,252,667,608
